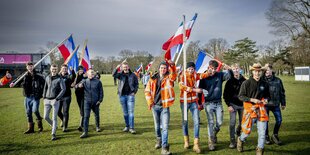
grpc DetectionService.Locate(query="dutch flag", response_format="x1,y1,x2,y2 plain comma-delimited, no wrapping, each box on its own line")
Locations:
58,35,79,73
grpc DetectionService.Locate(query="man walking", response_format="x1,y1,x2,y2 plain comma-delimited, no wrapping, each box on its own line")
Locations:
58,65,75,132
145,61,176,155
74,66,86,131
113,61,139,134
198,60,231,151
43,64,66,140
13,61,45,134
79,69,104,138
263,64,286,145
223,63,246,148
237,63,270,155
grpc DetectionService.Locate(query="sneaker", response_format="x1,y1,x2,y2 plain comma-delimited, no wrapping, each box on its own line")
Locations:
80,132,88,138
271,134,282,145
123,127,129,132
77,126,83,132
129,128,136,134
265,135,272,145
63,128,68,132
229,138,236,149
96,127,101,132
161,146,171,155
51,134,57,141
155,138,162,149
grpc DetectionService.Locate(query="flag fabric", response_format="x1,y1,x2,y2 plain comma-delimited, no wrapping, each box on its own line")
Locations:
163,13,198,61
81,45,92,71
195,50,213,73
58,35,78,73
135,63,143,73
145,60,154,71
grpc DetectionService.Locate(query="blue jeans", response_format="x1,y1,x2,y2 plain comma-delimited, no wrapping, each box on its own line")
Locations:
204,101,223,138
266,106,282,135
229,104,243,139
83,101,100,133
240,119,267,149
119,95,135,129
24,96,42,123
152,105,170,148
180,102,200,138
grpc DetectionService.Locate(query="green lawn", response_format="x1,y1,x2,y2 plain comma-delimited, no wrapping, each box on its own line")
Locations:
0,75,309,155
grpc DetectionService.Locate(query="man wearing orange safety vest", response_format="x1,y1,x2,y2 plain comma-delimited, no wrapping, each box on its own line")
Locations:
178,62,209,154
237,63,270,155
145,60,176,155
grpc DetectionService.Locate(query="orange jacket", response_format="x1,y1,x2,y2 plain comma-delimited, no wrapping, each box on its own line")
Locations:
241,100,269,134
179,71,209,103
145,65,177,109
0,75,12,86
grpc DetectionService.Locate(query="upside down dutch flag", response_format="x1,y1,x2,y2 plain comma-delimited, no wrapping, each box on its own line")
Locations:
58,35,78,73
162,13,198,61
195,50,223,73
81,45,92,71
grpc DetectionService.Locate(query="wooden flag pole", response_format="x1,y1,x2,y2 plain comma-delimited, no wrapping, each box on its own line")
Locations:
79,39,88,66
64,45,80,65
182,15,188,121
10,34,72,87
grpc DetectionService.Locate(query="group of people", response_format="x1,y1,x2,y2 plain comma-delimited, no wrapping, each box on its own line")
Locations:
15,62,103,140
12,59,286,155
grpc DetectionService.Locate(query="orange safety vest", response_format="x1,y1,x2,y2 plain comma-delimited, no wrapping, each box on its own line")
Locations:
145,66,177,109
179,71,209,103
241,100,269,134
0,75,12,86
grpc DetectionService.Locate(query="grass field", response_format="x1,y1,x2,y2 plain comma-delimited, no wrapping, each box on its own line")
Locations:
0,75,309,155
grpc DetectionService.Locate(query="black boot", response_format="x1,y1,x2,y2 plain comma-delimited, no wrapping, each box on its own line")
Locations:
265,135,272,145
37,119,43,132
24,122,35,134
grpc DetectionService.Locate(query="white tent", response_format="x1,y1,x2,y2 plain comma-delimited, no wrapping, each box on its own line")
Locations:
295,66,310,81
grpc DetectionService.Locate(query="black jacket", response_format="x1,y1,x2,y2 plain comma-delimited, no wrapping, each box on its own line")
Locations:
21,71,45,99
223,75,246,107
238,76,270,102
43,74,66,100
75,73,86,96
263,74,286,107
113,69,138,95
81,78,104,104
59,71,76,98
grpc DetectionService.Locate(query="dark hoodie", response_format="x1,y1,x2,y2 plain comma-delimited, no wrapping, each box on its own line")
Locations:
263,73,286,107
112,69,138,96
223,74,246,107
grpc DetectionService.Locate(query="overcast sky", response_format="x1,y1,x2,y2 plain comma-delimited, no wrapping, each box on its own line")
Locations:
0,0,277,58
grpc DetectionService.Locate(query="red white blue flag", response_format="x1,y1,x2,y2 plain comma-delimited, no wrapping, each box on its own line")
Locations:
81,45,92,71
195,50,223,73
163,13,198,61
135,63,143,73
145,60,154,71
58,35,78,73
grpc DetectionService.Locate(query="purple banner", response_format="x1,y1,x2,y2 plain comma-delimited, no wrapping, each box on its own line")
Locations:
0,54,31,64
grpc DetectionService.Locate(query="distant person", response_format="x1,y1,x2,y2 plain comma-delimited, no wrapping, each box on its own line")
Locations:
43,64,66,141
223,63,246,148
57,65,75,132
0,71,12,87
11,62,45,134
73,66,86,131
145,61,176,155
237,63,270,155
178,62,209,154
198,60,232,151
113,61,139,134
263,64,286,145
142,72,150,88
78,69,104,138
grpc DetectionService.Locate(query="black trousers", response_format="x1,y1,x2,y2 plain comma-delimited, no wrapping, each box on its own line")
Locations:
58,96,71,128
75,93,84,127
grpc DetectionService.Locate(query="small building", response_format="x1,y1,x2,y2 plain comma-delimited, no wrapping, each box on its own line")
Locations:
0,52,50,79
295,66,310,81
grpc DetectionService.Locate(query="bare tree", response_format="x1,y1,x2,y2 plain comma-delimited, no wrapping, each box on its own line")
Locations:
266,0,310,40
204,38,229,60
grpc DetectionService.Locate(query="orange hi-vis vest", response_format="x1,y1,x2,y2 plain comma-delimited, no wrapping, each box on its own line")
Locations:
145,65,177,109
241,100,269,134
179,71,209,103
0,75,12,86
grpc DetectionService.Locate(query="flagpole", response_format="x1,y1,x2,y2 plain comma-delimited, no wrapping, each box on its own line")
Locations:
182,15,188,121
10,34,72,87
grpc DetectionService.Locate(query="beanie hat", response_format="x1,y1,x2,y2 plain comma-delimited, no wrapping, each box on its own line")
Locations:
78,65,84,71
186,62,195,69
